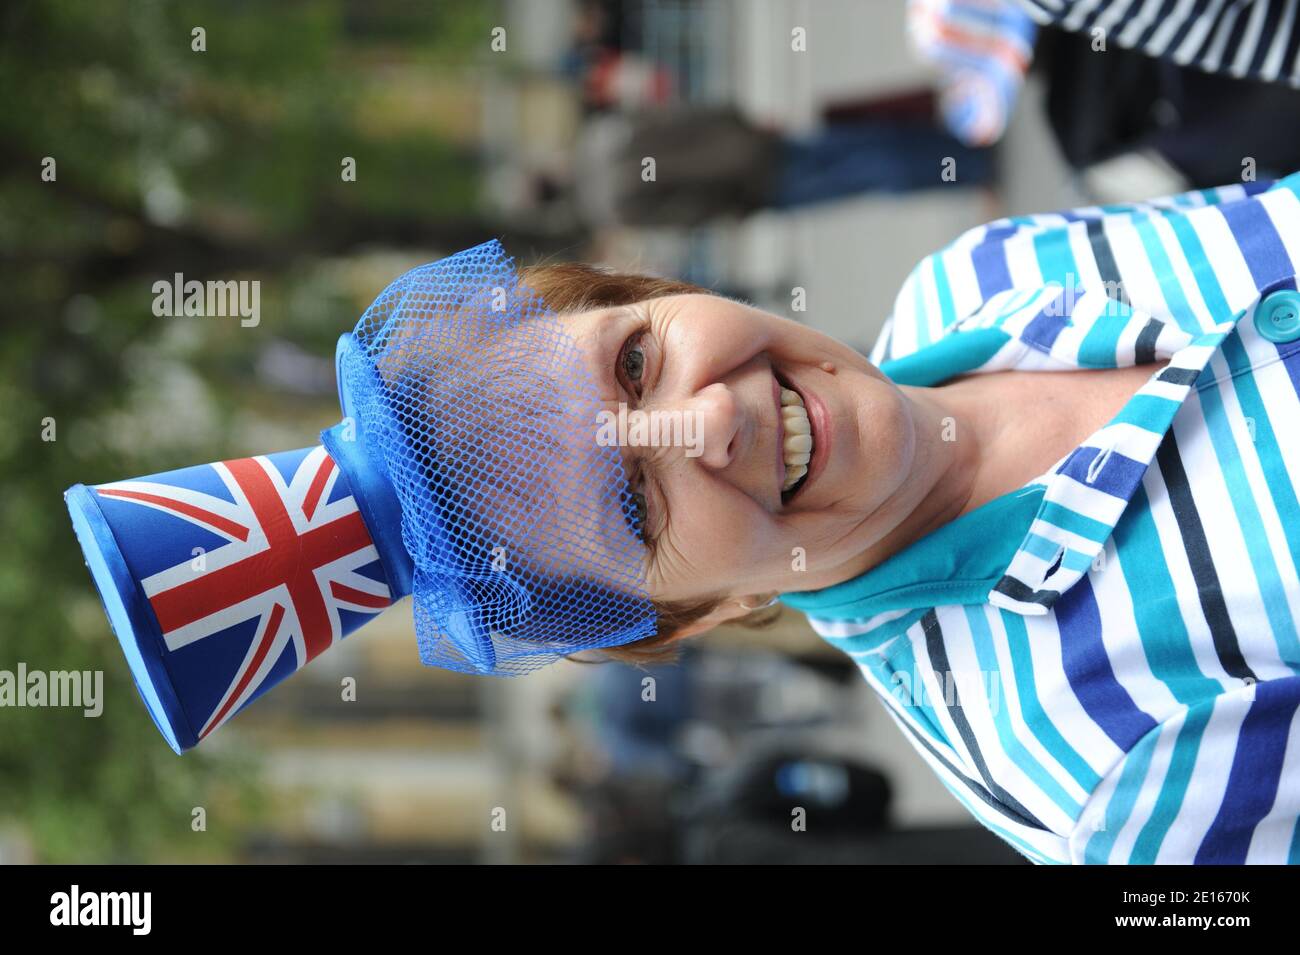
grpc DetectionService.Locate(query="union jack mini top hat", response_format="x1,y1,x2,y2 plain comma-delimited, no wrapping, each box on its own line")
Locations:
65,240,658,753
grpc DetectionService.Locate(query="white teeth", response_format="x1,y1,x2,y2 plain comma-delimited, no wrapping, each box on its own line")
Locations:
780,385,815,492
782,407,810,434
784,433,812,454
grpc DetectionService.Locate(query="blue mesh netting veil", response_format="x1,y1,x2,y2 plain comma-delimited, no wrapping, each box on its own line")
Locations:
333,240,658,675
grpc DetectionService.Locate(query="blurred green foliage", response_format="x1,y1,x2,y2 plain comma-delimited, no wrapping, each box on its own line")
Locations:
0,0,499,860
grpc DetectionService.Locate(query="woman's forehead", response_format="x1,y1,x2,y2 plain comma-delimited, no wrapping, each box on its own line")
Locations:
430,320,648,568
558,293,701,337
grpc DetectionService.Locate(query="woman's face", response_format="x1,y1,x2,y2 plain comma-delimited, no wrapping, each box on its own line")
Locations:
567,293,919,609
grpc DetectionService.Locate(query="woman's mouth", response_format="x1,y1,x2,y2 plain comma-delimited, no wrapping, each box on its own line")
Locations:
779,385,813,494
774,366,830,505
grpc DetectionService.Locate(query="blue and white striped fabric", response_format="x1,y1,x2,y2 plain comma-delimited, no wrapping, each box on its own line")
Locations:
779,172,1300,864
1016,0,1300,86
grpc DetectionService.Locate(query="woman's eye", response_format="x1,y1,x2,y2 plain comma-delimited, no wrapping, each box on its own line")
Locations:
621,336,646,387
622,483,649,542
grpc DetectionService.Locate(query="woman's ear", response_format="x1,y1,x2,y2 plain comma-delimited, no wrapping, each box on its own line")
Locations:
669,594,779,642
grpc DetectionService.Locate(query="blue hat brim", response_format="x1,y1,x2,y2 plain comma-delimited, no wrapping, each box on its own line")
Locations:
64,484,195,754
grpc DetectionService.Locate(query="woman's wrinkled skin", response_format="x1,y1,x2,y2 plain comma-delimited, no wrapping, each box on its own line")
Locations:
567,293,1159,639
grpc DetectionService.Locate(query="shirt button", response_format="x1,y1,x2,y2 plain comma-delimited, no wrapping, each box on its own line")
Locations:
1254,289,1300,343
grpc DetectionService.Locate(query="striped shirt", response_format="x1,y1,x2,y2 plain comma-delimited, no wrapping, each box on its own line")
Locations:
779,172,1300,863
1016,0,1300,86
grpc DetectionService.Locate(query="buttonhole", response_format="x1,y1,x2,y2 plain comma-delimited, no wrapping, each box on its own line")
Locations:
1085,445,1115,485
1043,546,1065,582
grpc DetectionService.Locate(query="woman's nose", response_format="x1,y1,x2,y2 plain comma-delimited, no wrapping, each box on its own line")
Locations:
674,382,742,471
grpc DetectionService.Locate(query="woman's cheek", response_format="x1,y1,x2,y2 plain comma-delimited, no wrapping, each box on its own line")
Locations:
864,381,914,474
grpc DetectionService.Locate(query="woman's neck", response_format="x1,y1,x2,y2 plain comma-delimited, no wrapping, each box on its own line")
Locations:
853,381,990,572
837,365,1159,581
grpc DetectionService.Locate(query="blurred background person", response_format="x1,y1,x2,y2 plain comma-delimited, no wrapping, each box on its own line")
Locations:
572,101,995,230
909,0,1300,202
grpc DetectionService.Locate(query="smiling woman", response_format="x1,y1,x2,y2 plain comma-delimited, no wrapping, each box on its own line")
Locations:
520,259,1157,664
536,173,1300,866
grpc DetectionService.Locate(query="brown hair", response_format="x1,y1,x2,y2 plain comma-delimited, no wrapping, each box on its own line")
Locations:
519,260,785,665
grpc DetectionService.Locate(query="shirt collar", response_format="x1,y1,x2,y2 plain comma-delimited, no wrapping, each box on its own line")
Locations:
781,279,1294,622
779,482,1045,621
